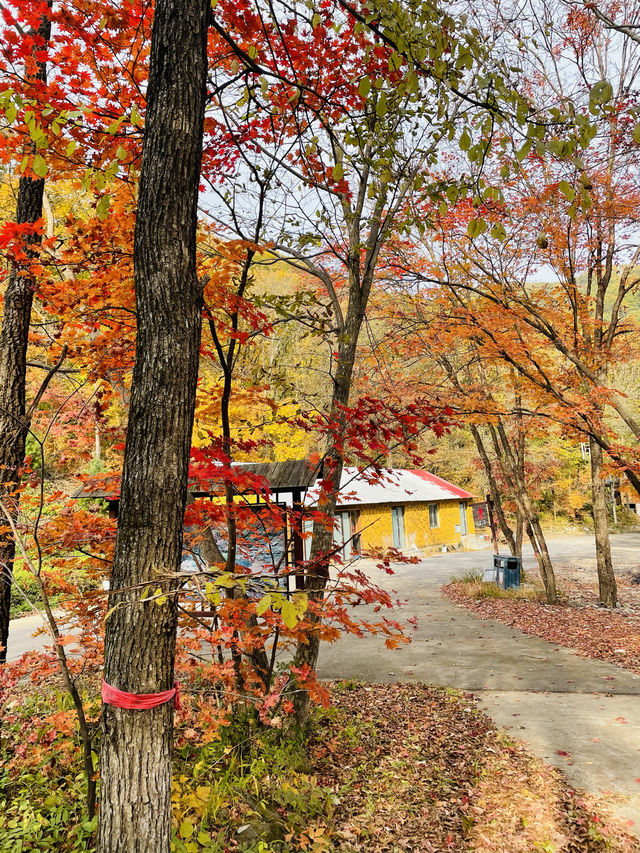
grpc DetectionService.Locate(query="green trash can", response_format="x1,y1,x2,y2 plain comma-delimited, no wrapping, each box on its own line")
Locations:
493,555,521,589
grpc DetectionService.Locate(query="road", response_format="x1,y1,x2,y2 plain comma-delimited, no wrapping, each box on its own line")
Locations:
316,533,640,833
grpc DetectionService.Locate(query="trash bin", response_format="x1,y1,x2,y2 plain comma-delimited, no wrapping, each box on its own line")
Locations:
492,554,521,590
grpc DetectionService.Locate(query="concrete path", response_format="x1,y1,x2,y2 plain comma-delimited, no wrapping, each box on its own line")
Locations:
316,534,640,834
6,610,53,661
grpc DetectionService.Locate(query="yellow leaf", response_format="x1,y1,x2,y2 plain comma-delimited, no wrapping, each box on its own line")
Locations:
256,593,272,616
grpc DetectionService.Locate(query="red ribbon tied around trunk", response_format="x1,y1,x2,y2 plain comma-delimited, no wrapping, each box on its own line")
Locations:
102,679,181,710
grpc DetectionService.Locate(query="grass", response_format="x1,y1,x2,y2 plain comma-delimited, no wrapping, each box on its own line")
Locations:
449,568,548,603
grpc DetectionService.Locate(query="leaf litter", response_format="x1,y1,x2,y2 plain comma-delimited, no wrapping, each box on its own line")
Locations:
308,682,638,851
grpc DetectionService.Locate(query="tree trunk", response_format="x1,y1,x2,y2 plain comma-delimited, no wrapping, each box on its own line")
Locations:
490,422,558,603
291,304,363,727
515,512,524,558
469,424,517,554
97,1,209,850
0,10,51,665
589,437,617,607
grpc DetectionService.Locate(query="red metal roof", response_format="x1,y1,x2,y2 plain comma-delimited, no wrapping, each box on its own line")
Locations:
411,469,474,500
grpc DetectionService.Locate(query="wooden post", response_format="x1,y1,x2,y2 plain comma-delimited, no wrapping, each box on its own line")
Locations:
291,488,305,590
486,493,499,555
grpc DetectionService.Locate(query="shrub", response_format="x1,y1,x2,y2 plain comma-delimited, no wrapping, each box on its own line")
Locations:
10,564,42,617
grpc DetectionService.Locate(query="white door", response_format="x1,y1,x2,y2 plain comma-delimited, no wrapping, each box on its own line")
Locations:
334,511,352,560
459,502,468,535
391,506,405,548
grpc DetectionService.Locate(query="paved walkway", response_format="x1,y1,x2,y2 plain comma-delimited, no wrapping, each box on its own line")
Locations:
316,534,640,834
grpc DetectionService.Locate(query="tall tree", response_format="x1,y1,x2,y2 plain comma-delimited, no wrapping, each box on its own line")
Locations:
0,5,51,664
204,0,527,724
97,0,209,849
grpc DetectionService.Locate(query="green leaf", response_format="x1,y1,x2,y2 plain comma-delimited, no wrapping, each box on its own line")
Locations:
467,217,487,239
5,103,17,124
547,139,565,157
214,573,237,589
116,145,127,160
388,50,402,72
490,222,507,242
376,92,387,118
292,591,308,615
632,123,640,144
405,70,419,94
589,79,613,108
107,117,124,135
332,162,344,181
197,831,212,845
66,139,77,157
32,154,47,178
358,76,371,98
515,139,531,162
558,180,575,202
151,585,167,606
458,129,471,151
179,820,194,839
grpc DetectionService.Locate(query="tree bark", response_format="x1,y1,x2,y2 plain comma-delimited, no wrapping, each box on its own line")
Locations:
469,424,517,554
589,437,617,607
515,512,524,558
490,422,558,603
0,10,51,665
291,295,364,727
97,1,209,850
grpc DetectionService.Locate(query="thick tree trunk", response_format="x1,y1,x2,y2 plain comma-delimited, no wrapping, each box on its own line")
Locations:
0,11,51,665
589,438,617,607
97,1,209,850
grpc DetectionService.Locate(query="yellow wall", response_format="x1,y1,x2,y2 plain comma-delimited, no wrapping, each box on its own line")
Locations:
354,500,475,552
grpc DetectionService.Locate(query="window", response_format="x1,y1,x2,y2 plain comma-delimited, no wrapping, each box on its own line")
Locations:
391,506,405,548
428,503,439,528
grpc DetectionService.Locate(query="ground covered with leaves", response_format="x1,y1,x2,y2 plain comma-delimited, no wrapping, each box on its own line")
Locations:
443,578,640,675
309,682,637,852
2,680,638,852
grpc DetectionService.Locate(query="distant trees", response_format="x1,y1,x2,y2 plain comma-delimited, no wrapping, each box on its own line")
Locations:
383,0,640,606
